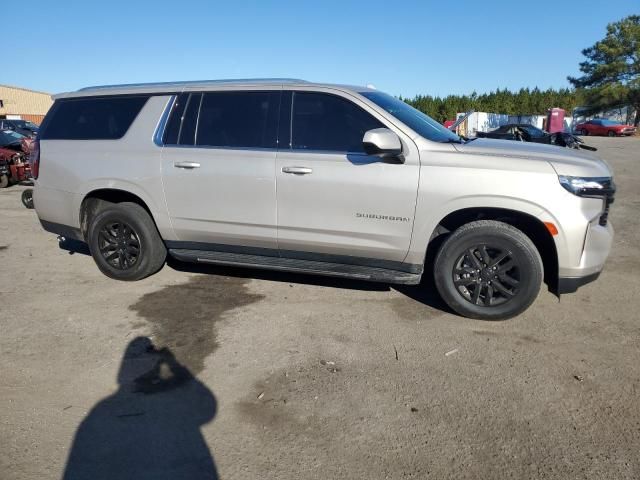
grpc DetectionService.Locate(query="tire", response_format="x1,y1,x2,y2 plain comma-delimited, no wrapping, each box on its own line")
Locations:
21,189,34,209
433,220,543,320
607,130,615,137
0,174,8,188
87,202,166,281
581,129,588,136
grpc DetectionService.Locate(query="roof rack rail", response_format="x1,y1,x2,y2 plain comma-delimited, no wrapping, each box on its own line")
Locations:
78,78,309,91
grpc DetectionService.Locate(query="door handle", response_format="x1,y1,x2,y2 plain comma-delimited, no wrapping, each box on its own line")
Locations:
282,166,312,175
174,161,201,169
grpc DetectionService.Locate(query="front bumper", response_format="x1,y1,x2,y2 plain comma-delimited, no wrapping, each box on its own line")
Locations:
557,220,613,293
557,271,601,294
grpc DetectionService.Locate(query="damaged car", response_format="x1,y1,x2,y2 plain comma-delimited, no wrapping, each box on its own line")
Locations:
476,124,596,150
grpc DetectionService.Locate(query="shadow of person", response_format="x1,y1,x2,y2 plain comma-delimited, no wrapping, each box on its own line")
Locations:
62,337,218,480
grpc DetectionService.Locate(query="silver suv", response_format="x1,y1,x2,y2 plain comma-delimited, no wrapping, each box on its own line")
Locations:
33,79,615,319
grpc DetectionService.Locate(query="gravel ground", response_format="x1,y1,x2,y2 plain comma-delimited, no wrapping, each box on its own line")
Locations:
1,137,639,479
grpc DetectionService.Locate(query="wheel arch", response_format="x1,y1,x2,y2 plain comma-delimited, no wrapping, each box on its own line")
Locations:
425,207,559,293
79,189,157,239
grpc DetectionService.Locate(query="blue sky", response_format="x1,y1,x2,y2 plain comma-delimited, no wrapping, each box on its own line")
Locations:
8,1,638,98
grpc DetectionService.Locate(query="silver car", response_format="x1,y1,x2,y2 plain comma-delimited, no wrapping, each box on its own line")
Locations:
33,79,615,319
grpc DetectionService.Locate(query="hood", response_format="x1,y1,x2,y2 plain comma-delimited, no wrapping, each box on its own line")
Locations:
453,138,612,178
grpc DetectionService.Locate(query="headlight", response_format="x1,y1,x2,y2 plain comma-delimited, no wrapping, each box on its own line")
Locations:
558,176,614,197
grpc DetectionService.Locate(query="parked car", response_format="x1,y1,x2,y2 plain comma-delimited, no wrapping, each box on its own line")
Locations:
0,119,39,137
574,119,637,137
0,146,30,187
476,124,596,150
33,79,615,320
0,130,33,157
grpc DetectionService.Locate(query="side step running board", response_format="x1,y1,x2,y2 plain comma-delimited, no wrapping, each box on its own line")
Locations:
168,248,422,285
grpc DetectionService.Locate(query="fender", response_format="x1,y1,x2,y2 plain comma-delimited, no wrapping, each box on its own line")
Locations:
405,194,569,269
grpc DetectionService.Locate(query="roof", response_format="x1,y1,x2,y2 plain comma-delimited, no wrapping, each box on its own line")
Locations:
54,78,375,99
0,84,52,96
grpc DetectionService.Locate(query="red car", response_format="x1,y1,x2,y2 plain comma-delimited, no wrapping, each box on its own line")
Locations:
575,119,637,137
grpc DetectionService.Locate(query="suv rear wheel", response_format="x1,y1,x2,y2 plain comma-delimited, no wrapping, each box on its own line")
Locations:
433,220,543,320
87,202,166,280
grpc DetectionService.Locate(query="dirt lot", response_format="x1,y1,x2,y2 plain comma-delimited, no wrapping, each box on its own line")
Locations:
1,137,639,479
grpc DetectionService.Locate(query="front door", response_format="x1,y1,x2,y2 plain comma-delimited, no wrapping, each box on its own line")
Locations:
161,90,281,250
276,90,420,263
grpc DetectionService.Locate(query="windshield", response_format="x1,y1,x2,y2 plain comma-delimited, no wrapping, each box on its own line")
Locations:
600,120,621,126
6,120,38,130
360,91,463,143
0,130,25,145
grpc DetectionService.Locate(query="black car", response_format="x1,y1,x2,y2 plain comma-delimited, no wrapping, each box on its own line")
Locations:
0,119,39,137
476,124,552,142
476,124,596,151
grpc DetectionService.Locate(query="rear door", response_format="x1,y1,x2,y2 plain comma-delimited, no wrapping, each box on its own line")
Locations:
161,89,281,250
275,89,420,263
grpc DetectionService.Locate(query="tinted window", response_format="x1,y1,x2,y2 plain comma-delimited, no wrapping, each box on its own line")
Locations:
180,93,202,145
163,93,202,146
40,96,149,140
291,92,383,152
163,93,188,145
196,91,279,149
361,91,462,143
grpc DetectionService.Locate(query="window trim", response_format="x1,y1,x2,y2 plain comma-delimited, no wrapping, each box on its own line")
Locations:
153,95,176,146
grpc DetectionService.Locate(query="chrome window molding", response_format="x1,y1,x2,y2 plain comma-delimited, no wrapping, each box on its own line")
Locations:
153,95,177,147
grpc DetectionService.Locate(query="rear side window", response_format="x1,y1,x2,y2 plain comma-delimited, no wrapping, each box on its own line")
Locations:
196,91,280,149
40,96,149,140
291,92,384,152
163,93,188,145
163,93,202,146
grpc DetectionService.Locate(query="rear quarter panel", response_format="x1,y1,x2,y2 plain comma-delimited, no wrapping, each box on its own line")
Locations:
34,95,176,240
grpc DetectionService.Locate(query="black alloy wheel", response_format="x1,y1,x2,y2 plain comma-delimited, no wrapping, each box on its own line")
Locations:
97,221,141,270
452,245,519,307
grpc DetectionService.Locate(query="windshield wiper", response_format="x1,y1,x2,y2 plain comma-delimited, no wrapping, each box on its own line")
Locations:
441,138,463,144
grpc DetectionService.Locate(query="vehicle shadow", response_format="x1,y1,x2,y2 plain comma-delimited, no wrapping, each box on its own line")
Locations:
62,337,218,480
166,255,453,314
57,237,451,314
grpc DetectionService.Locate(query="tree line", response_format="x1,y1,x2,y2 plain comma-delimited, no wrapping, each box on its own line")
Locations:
401,88,582,123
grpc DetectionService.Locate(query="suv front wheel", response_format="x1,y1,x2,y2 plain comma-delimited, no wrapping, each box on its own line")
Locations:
434,220,543,320
87,202,166,281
